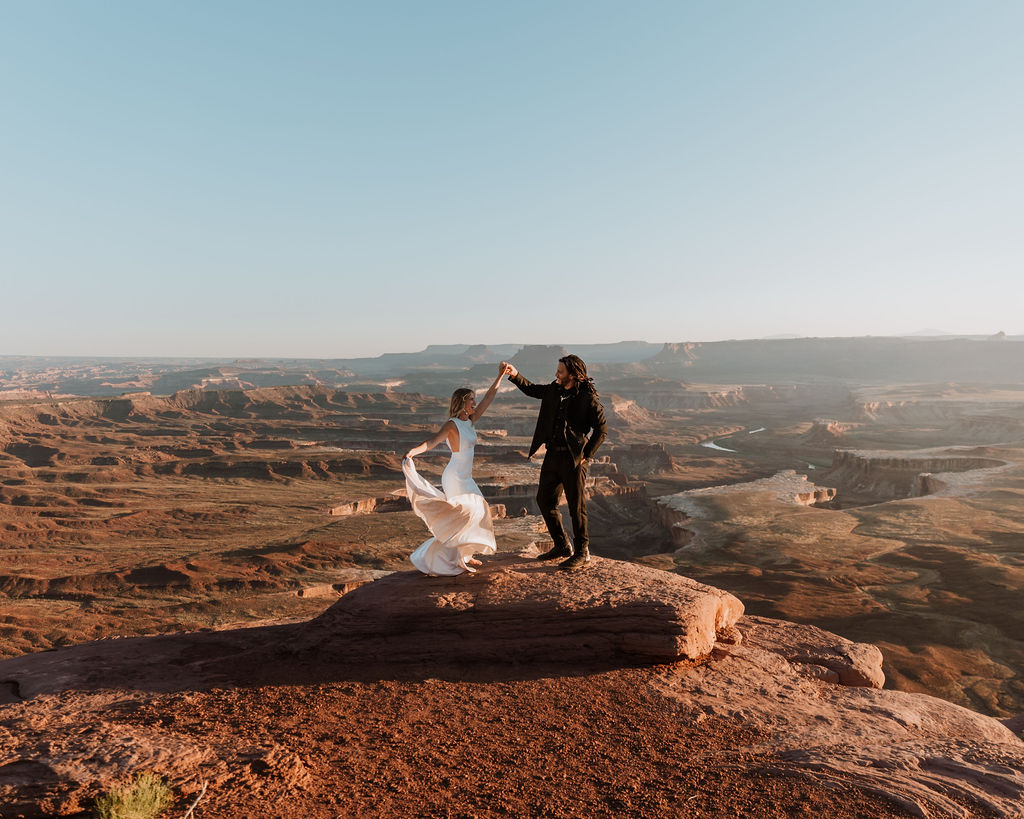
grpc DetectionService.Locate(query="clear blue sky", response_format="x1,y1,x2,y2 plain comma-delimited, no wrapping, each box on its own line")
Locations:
2,1,1022,357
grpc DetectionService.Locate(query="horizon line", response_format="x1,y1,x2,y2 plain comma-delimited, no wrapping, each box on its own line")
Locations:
3,331,1023,362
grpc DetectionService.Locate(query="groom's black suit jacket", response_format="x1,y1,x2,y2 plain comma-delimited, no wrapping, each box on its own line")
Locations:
508,372,607,466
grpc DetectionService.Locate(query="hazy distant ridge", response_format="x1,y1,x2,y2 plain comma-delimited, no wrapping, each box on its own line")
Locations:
3,336,1024,399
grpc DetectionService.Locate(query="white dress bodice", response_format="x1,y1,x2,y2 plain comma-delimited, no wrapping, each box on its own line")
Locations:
442,416,481,498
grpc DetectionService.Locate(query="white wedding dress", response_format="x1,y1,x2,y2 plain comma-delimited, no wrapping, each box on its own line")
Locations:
403,416,496,576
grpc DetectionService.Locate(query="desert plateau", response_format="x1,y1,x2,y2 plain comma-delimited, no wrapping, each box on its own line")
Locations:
2,337,1024,817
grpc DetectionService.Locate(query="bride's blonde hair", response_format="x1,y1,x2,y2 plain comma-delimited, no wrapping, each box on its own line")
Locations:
448,388,474,418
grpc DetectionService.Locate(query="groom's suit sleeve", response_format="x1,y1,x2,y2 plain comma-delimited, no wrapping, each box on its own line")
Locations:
582,396,607,460
508,372,549,399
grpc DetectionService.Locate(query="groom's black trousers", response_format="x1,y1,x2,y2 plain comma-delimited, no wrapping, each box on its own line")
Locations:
537,447,589,552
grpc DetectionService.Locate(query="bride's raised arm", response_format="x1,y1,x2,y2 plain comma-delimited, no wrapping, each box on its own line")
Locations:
470,363,510,424
405,419,456,460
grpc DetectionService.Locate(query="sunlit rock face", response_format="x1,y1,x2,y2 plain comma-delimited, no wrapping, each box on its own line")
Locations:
824,447,1008,502
302,551,745,665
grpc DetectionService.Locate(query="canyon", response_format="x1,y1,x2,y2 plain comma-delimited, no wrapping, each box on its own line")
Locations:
2,337,1023,816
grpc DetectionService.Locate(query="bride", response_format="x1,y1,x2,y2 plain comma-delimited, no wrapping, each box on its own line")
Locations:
402,363,510,575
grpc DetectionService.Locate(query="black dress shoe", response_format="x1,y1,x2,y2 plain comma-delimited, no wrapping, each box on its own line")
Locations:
537,544,572,561
558,549,591,571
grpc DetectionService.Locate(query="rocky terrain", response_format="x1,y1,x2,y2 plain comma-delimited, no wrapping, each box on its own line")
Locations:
653,440,1024,719
2,341,1024,814
2,552,1022,818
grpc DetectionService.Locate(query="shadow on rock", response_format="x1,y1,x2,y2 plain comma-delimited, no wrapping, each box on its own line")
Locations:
0,552,744,698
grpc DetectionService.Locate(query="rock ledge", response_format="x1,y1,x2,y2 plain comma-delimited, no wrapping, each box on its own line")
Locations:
303,550,744,665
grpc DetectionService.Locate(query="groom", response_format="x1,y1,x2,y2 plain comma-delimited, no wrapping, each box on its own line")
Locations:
501,354,607,570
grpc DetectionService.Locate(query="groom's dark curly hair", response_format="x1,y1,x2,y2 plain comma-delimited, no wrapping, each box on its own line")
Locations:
559,354,597,395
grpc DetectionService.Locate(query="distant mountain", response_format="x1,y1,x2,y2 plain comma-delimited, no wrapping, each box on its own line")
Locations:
7,336,1024,399
646,336,1024,383
904,328,955,337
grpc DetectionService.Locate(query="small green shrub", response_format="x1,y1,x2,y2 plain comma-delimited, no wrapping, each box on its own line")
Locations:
93,771,173,819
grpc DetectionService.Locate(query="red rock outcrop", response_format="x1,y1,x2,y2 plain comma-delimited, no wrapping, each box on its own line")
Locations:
824,447,1009,502
0,553,1022,818
325,493,411,516
607,443,675,477
605,394,657,426
671,616,1023,818
302,552,744,665
802,418,855,445
655,471,837,521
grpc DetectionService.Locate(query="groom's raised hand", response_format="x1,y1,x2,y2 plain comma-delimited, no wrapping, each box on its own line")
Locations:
500,361,518,378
